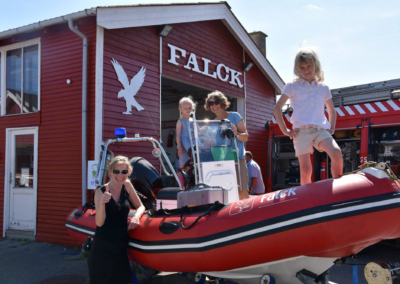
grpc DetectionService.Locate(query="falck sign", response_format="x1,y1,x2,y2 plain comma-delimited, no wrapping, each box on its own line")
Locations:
167,44,243,88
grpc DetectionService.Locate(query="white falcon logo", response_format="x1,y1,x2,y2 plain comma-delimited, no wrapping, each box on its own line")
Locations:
111,58,146,114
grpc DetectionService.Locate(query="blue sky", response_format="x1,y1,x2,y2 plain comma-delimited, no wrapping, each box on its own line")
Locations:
2,0,399,89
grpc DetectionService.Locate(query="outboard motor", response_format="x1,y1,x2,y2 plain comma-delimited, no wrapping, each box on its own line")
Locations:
129,157,164,210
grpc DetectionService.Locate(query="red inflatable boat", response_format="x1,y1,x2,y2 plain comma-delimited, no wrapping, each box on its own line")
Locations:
66,165,400,284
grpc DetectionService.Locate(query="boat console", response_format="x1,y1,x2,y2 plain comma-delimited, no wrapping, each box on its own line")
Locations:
156,115,241,209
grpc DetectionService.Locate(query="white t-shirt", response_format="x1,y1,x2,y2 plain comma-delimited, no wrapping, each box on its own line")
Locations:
282,79,332,129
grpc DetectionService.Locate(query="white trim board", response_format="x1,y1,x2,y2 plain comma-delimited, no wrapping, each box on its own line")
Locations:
94,25,104,161
96,4,285,92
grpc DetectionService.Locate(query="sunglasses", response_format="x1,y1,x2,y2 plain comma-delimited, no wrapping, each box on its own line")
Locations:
112,169,129,175
208,99,221,106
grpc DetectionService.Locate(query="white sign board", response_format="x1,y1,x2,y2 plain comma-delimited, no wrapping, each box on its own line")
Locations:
87,160,98,190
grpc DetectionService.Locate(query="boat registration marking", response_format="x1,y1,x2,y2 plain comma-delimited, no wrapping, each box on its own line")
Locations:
229,188,298,215
258,198,298,209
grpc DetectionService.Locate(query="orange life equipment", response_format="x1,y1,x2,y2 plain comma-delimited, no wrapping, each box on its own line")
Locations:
334,130,347,139
353,129,361,138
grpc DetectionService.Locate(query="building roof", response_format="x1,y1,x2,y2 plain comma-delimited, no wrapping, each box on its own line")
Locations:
0,9,96,40
0,2,285,91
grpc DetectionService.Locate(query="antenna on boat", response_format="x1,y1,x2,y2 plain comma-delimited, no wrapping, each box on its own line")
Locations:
136,95,161,141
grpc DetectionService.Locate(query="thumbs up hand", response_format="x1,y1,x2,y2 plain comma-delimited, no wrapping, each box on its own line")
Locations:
101,186,112,204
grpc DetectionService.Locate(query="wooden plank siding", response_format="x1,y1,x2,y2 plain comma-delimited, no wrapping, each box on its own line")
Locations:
102,26,161,166
244,52,276,192
37,16,97,246
162,20,245,99
0,16,97,246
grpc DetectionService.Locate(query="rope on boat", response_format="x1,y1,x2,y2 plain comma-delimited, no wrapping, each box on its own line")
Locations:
147,207,181,216
180,201,225,230
341,161,400,190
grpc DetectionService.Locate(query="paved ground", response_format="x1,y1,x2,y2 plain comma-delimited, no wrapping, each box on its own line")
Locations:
1,237,400,284
0,238,88,284
0,238,188,284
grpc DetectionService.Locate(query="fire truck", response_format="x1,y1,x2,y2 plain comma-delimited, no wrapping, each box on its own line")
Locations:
267,79,400,192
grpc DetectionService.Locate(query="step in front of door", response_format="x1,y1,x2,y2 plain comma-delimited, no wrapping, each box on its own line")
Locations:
5,229,35,241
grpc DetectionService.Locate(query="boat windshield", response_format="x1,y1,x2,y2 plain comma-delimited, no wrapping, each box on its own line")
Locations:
191,121,237,163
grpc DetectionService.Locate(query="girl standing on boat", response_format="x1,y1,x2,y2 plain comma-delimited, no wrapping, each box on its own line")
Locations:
87,155,145,284
273,48,343,185
205,91,250,200
176,96,196,171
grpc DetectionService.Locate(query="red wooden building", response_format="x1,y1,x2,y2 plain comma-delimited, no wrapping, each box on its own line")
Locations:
0,3,284,246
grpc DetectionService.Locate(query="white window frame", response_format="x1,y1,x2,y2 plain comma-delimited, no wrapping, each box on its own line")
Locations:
0,38,41,116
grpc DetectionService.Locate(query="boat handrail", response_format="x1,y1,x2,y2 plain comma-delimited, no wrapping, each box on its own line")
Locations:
95,137,181,189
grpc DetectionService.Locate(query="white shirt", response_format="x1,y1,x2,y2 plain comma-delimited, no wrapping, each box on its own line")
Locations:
282,79,332,129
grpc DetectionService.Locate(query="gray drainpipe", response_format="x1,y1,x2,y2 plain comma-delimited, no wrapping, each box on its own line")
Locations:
68,19,88,206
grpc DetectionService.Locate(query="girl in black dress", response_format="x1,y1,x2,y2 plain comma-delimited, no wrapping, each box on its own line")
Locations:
87,156,145,284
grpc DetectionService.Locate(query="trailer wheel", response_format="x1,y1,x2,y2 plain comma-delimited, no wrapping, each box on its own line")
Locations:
260,274,276,284
195,273,206,283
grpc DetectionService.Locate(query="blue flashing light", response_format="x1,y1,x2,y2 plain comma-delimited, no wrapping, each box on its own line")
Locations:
115,128,127,138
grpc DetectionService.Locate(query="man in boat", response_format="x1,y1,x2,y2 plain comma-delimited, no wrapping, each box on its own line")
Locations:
245,151,265,195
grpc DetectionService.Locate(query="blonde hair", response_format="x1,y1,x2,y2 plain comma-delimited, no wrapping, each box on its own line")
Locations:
204,90,230,111
178,96,196,117
293,48,324,83
107,155,132,180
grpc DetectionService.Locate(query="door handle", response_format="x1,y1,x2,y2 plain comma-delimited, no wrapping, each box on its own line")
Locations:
9,172,12,184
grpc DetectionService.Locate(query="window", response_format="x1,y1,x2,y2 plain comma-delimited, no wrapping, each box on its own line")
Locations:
1,38,40,115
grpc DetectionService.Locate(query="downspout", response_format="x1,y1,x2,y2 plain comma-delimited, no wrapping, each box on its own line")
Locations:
68,19,88,206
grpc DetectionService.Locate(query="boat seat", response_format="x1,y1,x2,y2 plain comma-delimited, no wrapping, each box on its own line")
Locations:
156,187,182,200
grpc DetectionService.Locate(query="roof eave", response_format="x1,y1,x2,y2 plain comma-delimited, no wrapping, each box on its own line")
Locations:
0,8,96,40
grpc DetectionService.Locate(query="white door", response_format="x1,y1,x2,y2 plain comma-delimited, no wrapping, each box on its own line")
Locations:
6,128,37,232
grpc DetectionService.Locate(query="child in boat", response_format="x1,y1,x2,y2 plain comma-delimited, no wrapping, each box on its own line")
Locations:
273,47,343,185
176,96,196,171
